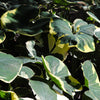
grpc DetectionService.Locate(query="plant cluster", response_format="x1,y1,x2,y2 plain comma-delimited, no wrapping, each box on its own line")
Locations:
0,0,100,100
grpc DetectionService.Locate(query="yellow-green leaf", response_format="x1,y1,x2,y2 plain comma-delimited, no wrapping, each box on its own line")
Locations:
0,90,19,100
0,30,6,44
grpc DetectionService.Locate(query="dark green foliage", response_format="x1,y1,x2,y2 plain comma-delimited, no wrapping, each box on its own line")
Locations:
0,0,100,100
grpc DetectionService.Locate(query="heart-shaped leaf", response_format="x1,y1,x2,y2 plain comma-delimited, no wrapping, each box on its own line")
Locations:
48,18,95,59
42,55,82,96
0,52,22,83
82,60,100,100
75,34,95,53
73,19,95,52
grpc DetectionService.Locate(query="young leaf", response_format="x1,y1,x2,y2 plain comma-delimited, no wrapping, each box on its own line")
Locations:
82,60,100,100
0,52,22,83
87,11,100,23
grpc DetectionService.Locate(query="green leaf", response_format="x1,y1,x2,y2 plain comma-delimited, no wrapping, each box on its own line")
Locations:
1,5,42,36
19,66,35,79
29,80,57,100
0,90,19,100
49,18,72,38
82,60,100,100
73,19,96,36
49,18,73,59
49,18,95,59
0,30,6,44
42,55,82,96
94,28,100,40
78,24,96,36
87,11,100,23
73,19,95,52
75,34,95,52
73,19,87,32
49,39,71,59
60,35,77,46
0,52,22,83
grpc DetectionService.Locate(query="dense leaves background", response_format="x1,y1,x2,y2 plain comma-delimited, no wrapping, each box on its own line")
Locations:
0,0,100,100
